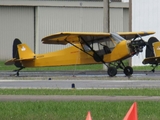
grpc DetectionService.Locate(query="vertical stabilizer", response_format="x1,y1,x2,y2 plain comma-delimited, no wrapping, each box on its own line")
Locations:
153,42,160,57
145,37,159,58
13,38,23,68
17,44,35,60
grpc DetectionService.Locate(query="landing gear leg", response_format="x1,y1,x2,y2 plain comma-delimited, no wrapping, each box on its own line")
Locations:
14,67,24,76
117,61,133,76
16,71,19,76
151,64,158,73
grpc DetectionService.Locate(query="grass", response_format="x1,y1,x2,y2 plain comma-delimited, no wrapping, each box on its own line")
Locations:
0,89,160,120
0,101,160,120
0,88,160,96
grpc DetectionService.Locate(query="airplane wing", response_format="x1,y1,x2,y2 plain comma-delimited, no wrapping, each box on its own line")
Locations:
117,31,155,40
41,31,155,45
41,32,111,45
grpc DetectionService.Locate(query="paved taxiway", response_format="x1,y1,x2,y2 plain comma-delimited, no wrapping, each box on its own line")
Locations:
0,71,160,101
0,80,160,89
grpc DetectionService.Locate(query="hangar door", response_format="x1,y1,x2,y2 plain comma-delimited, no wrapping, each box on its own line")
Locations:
0,7,34,60
36,7,103,54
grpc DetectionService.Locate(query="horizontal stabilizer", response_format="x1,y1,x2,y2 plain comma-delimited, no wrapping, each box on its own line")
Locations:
5,58,17,65
5,57,35,65
143,57,160,64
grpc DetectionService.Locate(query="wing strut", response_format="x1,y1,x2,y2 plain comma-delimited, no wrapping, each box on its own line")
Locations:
64,35,109,67
64,36,109,67
80,36,109,67
64,40,93,58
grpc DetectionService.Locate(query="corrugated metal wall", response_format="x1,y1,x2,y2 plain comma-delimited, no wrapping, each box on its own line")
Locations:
0,1,129,60
123,8,129,32
36,6,103,54
110,8,123,32
131,0,160,66
0,6,34,60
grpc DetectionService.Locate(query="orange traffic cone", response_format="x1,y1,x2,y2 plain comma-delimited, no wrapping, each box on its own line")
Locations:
86,111,92,120
123,102,138,120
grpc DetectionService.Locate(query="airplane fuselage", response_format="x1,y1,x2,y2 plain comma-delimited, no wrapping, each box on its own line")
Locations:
21,40,131,67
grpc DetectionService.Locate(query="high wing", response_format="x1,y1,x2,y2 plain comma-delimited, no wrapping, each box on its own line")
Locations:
41,31,155,44
41,32,111,45
116,31,155,40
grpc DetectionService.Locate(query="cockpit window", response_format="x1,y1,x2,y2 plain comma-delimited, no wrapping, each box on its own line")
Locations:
111,33,125,44
82,37,115,53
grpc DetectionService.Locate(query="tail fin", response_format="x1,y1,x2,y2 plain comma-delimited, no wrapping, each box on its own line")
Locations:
5,38,35,68
145,37,159,58
143,37,160,65
13,38,23,68
17,43,35,60
153,41,160,57
143,37,160,72
13,38,22,59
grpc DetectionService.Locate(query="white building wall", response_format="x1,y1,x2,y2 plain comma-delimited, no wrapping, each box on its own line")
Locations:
131,0,160,66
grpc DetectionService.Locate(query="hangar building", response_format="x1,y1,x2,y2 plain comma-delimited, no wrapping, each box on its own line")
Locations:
0,0,129,60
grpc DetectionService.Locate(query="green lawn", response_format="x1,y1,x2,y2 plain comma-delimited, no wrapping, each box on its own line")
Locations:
0,89,160,120
0,101,159,120
0,88,160,96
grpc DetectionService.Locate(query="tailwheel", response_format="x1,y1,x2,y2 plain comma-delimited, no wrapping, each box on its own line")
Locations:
13,70,20,76
123,66,133,76
14,67,24,77
16,71,19,76
107,66,117,77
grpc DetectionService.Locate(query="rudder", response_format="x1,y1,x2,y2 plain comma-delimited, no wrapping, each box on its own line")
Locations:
13,38,23,68
145,37,159,58
12,38,35,68
17,43,35,60
153,41,160,57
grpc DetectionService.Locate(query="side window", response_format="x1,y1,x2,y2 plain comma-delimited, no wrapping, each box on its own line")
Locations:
82,36,116,53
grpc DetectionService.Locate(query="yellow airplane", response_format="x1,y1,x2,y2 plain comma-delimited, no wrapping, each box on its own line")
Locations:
5,31,155,77
142,36,160,72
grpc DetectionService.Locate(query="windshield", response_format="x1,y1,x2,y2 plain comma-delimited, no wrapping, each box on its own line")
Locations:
111,33,125,44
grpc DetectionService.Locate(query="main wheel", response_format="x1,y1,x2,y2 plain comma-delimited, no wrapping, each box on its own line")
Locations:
107,67,117,77
123,66,133,76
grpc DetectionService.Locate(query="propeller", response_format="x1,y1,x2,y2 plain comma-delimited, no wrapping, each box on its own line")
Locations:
130,34,146,55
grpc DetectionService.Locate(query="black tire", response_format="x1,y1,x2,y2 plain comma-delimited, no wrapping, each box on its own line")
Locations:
16,72,19,77
123,66,133,76
107,67,117,77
